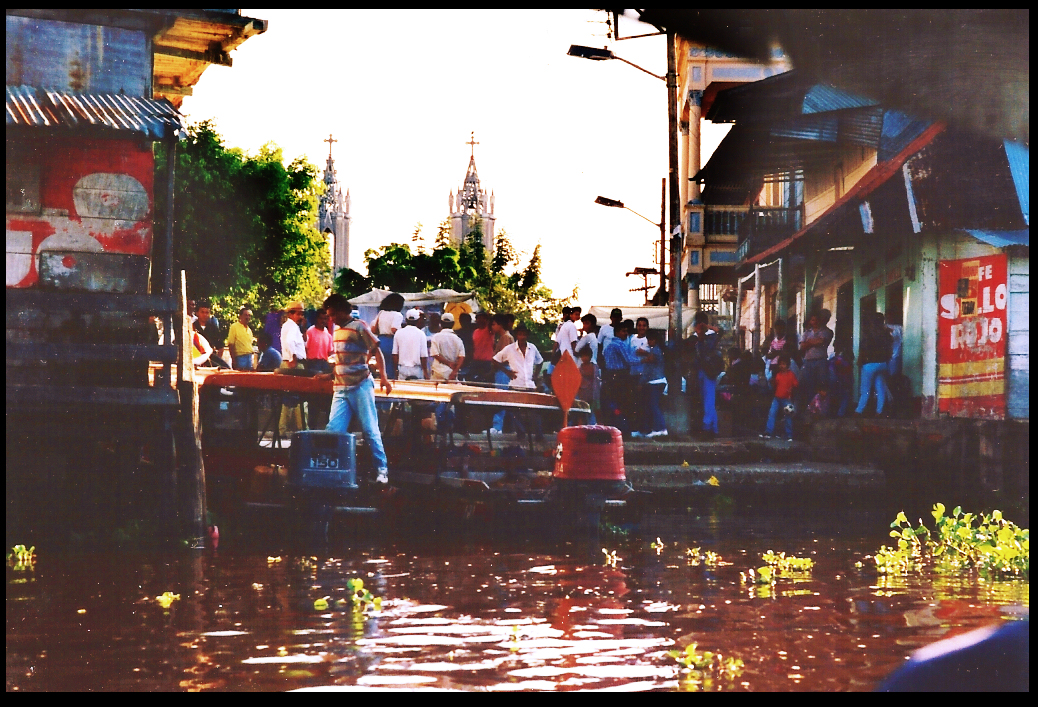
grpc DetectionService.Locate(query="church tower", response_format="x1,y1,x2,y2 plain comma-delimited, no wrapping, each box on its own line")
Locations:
448,132,495,252
318,134,351,274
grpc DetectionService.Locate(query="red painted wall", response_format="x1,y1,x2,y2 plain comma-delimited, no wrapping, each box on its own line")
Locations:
6,136,154,288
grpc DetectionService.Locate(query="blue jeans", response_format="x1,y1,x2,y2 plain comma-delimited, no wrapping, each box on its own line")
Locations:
698,370,718,433
492,369,511,431
379,335,396,380
798,359,829,408
646,382,666,433
856,362,888,415
326,378,388,473
766,396,793,438
233,354,253,370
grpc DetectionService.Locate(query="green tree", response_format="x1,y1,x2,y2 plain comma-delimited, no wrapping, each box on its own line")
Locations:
156,121,330,323
361,222,571,350
333,267,371,299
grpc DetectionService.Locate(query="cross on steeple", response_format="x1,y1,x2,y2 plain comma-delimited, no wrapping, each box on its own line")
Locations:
467,131,479,157
325,133,337,159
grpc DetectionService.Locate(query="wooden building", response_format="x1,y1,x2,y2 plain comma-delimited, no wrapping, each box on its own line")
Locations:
6,9,267,542
694,72,1028,420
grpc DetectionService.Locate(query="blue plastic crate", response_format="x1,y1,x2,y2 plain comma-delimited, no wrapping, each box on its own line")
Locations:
289,431,357,489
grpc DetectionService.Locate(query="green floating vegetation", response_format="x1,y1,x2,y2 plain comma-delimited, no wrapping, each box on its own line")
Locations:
668,643,745,691
315,577,382,613
872,504,1028,578
686,547,724,567
7,544,36,572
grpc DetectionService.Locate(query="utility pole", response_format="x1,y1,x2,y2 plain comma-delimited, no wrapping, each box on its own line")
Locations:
667,31,683,385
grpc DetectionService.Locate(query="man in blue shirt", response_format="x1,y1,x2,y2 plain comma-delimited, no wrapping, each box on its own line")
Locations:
601,320,639,435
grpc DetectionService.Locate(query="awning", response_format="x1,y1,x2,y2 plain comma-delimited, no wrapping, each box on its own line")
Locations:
964,230,1029,249
6,85,183,140
348,288,477,307
587,306,670,332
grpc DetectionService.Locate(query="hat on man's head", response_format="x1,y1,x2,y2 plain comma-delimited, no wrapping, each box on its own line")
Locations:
285,300,304,313
440,312,455,325
405,308,422,321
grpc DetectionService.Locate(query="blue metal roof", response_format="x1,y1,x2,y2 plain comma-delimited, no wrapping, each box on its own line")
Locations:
1003,139,1029,226
801,84,879,114
965,229,1030,249
879,110,932,161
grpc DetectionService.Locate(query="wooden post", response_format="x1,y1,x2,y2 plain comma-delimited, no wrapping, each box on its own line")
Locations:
175,271,207,546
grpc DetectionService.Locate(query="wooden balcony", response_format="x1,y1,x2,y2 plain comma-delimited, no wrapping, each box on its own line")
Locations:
734,206,803,262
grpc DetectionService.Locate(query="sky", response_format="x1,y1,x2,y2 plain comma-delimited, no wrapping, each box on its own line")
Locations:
181,9,730,308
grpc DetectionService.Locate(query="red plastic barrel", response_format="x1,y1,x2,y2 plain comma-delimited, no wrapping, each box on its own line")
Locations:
554,425,625,481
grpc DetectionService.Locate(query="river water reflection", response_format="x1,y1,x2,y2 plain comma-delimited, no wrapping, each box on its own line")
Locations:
6,509,1028,691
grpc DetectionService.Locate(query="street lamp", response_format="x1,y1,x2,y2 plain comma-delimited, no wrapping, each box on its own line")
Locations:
595,193,667,304
569,36,682,353
567,45,666,82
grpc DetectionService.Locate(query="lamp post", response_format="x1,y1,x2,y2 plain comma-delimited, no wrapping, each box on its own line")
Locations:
570,34,683,403
595,189,666,303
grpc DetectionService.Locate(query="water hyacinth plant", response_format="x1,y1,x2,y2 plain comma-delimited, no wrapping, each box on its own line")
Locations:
873,505,1028,578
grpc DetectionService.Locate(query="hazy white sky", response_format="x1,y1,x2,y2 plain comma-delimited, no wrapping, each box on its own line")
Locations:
182,9,729,308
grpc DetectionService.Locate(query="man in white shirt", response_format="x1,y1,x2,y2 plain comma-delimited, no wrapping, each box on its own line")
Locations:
429,312,465,381
279,300,308,437
555,310,580,362
393,308,430,380
493,323,543,390
574,313,599,364
281,301,308,369
598,308,622,361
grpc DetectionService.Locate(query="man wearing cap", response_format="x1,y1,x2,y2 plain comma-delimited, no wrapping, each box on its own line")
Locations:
393,308,430,380
430,312,465,381
280,301,308,370
278,301,309,437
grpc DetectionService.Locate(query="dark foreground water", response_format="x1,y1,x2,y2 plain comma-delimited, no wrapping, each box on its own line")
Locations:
6,508,1028,691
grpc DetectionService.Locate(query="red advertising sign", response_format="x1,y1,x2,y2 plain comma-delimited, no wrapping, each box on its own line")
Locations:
937,255,1007,418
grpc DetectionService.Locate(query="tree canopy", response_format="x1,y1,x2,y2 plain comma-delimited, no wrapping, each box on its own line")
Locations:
338,218,571,347
156,121,330,324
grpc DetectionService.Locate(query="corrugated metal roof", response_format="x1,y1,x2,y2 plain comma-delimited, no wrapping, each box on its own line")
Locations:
801,84,879,114
1002,140,1029,226
965,229,1029,249
6,85,182,139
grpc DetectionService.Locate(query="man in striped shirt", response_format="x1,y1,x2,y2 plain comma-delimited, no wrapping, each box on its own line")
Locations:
320,294,393,485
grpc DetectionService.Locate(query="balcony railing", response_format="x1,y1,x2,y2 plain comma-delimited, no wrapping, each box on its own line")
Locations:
704,206,749,239
735,206,803,263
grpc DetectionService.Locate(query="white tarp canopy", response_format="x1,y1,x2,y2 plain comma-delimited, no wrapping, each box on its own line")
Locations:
587,305,670,334
349,288,479,325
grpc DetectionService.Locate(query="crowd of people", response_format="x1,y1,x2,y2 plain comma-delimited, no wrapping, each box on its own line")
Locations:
712,308,904,441
183,294,905,446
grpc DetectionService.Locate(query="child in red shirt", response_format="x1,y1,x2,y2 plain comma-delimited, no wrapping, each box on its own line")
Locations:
762,355,798,440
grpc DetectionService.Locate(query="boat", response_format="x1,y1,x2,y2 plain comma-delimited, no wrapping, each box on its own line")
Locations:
197,370,634,534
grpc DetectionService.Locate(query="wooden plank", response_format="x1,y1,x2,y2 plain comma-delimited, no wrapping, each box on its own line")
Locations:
6,343,177,363
5,289,176,315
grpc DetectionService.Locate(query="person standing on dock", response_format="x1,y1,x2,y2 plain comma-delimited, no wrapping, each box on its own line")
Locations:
430,312,465,381
226,307,255,370
393,308,430,380
321,294,393,485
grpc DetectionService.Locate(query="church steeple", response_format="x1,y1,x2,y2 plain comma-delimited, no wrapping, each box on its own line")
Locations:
448,132,496,252
318,133,350,274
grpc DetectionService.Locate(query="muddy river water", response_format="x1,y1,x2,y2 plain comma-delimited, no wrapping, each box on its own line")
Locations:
6,508,1028,691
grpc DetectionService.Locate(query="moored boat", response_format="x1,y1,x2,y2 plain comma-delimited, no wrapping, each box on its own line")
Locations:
197,370,635,535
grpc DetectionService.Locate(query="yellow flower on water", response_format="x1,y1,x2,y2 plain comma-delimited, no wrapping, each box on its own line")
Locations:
156,592,180,609
707,476,720,487
681,461,690,468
